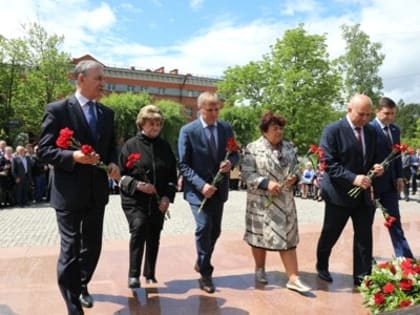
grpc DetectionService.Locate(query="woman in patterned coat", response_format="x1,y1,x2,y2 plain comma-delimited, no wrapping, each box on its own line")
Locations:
241,110,310,293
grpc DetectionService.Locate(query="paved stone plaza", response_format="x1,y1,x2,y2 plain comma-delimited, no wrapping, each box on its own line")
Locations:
0,191,419,315
1,191,418,247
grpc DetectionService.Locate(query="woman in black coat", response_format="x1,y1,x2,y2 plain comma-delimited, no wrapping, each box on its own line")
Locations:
118,105,177,288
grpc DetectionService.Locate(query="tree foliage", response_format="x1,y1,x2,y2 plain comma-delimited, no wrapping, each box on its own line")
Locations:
217,61,266,108
154,99,187,153
218,25,341,153
395,101,420,146
219,105,261,146
338,24,385,105
0,23,73,143
101,93,187,153
101,92,151,143
262,26,341,150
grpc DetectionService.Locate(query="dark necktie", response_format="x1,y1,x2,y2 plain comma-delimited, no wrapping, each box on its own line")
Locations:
355,127,366,158
355,127,362,143
208,125,217,161
86,101,97,139
383,126,392,146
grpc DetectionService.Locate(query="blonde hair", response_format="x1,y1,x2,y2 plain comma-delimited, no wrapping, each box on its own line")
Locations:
136,105,164,129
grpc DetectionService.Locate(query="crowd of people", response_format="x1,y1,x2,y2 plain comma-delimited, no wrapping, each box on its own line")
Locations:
2,60,419,315
0,142,50,208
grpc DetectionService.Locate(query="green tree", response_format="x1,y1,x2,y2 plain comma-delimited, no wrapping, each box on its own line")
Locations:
395,101,420,145
102,93,187,154
217,25,341,153
15,23,73,138
338,24,385,105
0,23,73,143
262,25,341,151
219,105,261,146
217,61,266,108
0,36,28,141
155,99,187,153
101,92,151,142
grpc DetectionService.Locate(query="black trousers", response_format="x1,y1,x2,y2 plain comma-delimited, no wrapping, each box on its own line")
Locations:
55,205,105,315
316,202,375,280
126,208,164,279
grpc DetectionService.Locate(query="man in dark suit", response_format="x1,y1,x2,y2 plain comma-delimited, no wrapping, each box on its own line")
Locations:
37,60,120,315
315,94,384,286
178,91,239,293
11,145,32,207
370,97,413,258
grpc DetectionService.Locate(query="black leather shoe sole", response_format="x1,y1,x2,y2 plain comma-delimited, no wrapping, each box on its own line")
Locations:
198,278,215,293
128,277,140,289
317,269,333,282
146,277,158,284
79,295,93,308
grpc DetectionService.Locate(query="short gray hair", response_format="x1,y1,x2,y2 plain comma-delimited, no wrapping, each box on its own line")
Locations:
73,60,104,78
197,91,219,109
136,105,164,129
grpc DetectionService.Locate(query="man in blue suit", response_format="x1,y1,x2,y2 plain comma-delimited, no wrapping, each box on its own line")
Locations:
315,94,384,286
178,91,239,293
38,60,120,315
370,97,413,258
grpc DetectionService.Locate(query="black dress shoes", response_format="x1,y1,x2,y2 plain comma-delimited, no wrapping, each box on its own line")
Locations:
317,268,333,282
128,277,140,288
199,276,215,293
79,286,93,308
146,277,158,284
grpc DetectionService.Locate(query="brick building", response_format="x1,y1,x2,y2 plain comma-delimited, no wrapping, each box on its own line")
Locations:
72,55,220,120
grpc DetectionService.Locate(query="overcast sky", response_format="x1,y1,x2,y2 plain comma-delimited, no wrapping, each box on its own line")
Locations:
1,0,420,103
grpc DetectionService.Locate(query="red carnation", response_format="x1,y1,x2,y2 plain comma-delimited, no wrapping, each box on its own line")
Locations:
309,144,319,153
384,215,397,228
378,262,389,269
401,258,413,269
55,127,108,172
399,279,413,291
59,127,74,138
126,153,141,169
225,137,239,153
198,137,238,212
399,300,411,308
81,144,94,155
374,292,385,305
383,282,395,294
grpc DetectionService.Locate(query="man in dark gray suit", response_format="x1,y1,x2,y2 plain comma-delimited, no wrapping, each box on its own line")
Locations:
38,60,120,315
178,91,239,293
315,94,384,286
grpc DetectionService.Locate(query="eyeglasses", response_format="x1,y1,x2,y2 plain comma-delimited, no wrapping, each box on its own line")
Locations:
203,107,219,113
